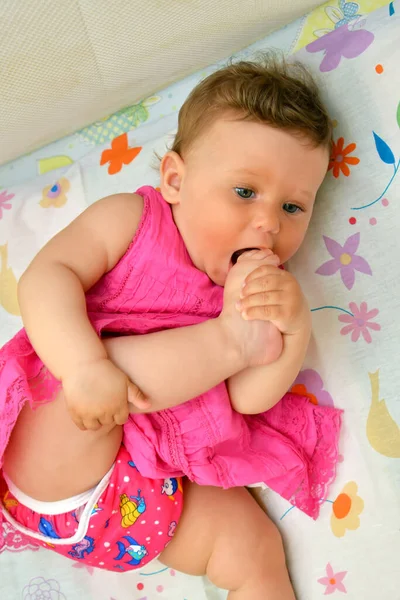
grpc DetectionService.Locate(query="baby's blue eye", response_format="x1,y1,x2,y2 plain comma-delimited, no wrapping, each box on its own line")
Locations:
283,203,302,214
235,187,255,200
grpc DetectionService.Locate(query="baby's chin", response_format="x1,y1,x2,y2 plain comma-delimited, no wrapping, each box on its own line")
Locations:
209,272,227,287
203,266,228,287
189,255,225,286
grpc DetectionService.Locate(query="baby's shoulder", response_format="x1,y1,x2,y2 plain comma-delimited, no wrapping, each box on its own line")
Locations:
89,192,144,221
72,192,146,277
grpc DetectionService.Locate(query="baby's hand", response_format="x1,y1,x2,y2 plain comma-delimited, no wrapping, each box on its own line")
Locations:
220,250,283,367
237,257,309,335
62,358,150,431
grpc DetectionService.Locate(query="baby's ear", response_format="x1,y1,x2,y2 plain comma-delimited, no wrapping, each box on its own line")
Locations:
160,151,184,205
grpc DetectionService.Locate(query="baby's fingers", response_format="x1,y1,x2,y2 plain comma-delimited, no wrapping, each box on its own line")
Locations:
237,290,284,312
128,384,151,411
86,416,105,430
78,416,103,431
236,249,277,263
243,265,284,288
113,404,130,426
70,414,87,431
67,408,89,431
239,302,283,322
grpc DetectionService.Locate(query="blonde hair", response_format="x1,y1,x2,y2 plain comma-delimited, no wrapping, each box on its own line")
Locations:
171,53,332,156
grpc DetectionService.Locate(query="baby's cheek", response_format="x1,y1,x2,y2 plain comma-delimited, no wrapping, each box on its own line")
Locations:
202,226,231,250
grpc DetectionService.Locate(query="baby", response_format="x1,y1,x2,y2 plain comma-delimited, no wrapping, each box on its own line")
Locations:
0,56,342,598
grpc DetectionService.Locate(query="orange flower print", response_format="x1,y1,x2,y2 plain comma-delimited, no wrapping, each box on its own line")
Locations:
100,133,142,175
329,137,360,178
291,383,318,405
330,481,364,538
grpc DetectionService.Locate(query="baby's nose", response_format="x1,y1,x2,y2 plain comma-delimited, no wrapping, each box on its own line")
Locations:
253,208,280,235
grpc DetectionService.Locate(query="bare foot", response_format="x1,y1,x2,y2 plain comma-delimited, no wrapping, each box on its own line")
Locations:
221,250,283,367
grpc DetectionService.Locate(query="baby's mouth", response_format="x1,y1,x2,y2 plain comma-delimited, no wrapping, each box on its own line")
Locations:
231,248,260,265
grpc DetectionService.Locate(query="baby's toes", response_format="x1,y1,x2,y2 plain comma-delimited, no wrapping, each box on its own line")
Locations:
237,249,279,265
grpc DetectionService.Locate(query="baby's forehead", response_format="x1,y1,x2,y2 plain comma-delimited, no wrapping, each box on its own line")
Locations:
184,109,250,143
190,119,279,158
191,116,310,149
184,116,328,182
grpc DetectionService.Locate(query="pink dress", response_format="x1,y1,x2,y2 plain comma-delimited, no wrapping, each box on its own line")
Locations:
0,186,342,519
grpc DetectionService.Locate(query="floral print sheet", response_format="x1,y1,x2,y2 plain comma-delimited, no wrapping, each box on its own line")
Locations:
1,1,399,599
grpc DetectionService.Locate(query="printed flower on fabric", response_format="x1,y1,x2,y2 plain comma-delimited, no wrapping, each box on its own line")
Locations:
40,177,70,208
306,22,374,72
316,233,371,290
339,302,380,343
331,481,364,537
0,190,14,219
22,577,67,600
291,369,334,407
329,137,360,178
0,519,40,554
318,563,347,595
100,133,142,175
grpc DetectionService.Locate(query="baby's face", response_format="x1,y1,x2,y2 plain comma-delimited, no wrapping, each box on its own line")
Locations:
165,116,329,286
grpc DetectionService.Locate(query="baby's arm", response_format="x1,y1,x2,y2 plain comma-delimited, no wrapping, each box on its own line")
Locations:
19,193,144,380
19,192,249,425
103,317,246,412
225,252,311,414
18,193,149,428
227,323,310,415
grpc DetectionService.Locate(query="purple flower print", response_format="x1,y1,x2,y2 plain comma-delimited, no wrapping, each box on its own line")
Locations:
291,369,334,407
306,23,374,72
316,233,372,290
22,577,66,600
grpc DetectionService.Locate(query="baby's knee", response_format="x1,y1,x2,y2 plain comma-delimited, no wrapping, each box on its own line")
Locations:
207,510,288,592
252,515,287,571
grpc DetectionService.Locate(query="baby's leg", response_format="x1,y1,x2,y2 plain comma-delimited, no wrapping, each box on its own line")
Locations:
3,390,121,501
160,482,295,599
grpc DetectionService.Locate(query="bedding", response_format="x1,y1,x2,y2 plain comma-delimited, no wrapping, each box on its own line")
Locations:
1,1,399,598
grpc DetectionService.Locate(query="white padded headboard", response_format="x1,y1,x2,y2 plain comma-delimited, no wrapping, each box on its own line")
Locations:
0,0,323,165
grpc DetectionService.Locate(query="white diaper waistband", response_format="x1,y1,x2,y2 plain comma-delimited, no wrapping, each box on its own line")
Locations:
0,464,114,546
3,472,97,515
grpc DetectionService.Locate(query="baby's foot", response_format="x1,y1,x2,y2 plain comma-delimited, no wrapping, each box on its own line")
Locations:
236,250,283,366
223,250,283,368
245,314,283,367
